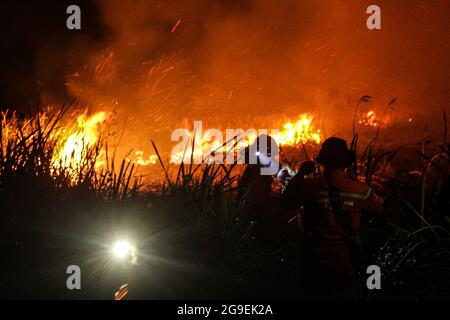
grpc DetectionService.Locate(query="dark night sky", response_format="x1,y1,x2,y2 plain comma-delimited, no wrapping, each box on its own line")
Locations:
0,0,104,109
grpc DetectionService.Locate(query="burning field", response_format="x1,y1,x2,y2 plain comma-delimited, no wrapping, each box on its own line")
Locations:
0,0,449,300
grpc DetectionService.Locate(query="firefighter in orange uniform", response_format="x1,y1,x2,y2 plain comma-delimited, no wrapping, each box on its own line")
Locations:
281,137,384,299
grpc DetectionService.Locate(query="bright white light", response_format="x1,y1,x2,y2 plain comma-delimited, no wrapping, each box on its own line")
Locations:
112,240,132,258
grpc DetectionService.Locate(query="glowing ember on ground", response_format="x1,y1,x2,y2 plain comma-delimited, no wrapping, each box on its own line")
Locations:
358,110,381,127
127,151,158,166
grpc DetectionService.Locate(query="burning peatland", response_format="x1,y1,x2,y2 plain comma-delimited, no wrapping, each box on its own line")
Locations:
0,0,449,299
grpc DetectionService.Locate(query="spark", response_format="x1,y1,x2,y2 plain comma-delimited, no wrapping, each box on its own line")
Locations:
171,19,181,33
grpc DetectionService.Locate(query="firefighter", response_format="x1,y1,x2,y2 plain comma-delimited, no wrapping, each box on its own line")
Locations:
238,134,284,243
238,134,280,215
281,137,384,299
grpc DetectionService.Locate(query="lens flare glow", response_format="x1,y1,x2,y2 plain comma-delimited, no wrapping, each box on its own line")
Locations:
112,240,133,258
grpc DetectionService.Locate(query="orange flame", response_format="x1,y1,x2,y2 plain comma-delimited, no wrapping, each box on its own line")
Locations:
126,151,158,166
273,114,321,145
169,114,321,164
2,109,321,171
53,111,107,171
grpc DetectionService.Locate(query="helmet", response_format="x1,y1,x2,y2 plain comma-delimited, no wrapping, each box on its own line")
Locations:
315,137,354,170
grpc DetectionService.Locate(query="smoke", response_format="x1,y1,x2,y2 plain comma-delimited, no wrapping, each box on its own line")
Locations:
38,0,449,150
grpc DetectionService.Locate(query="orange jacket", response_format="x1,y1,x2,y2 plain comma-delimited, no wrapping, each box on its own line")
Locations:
281,170,384,245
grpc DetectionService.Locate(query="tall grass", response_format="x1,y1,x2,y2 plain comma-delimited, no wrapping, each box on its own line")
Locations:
362,112,450,299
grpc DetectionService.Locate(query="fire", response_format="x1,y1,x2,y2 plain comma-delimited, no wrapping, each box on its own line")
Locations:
1,108,56,162
273,114,321,145
53,111,107,171
2,108,321,172
1,108,108,175
169,114,321,164
126,151,158,166
169,134,237,165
